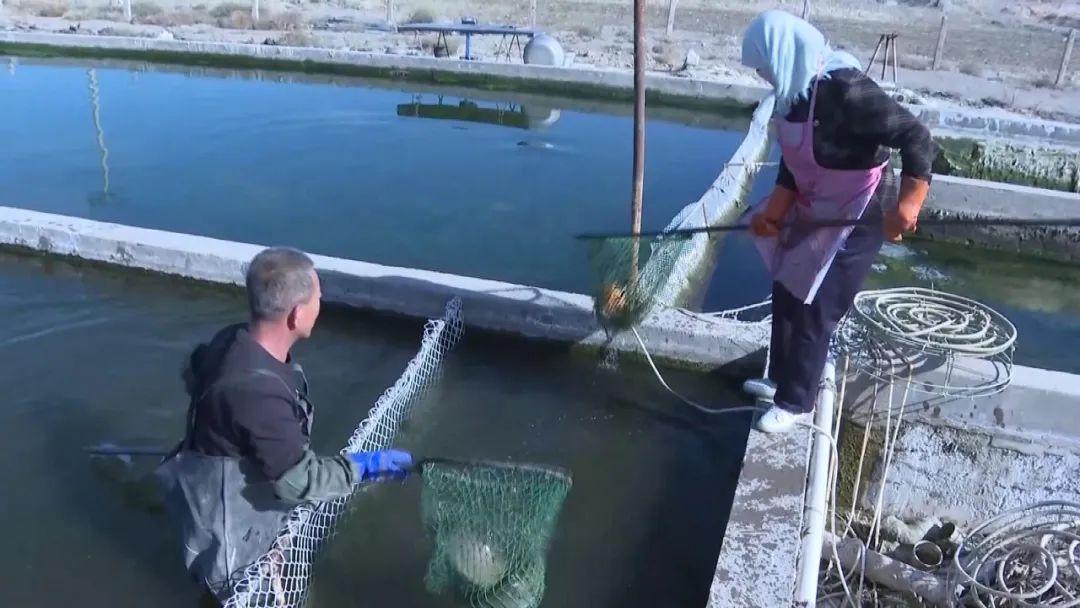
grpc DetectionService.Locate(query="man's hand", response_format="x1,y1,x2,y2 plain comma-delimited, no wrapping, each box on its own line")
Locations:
885,177,930,242
348,449,413,482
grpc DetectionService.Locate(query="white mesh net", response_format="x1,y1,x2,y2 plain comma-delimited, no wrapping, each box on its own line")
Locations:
223,297,464,608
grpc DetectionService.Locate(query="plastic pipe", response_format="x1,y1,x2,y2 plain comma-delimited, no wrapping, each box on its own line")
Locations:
794,359,836,606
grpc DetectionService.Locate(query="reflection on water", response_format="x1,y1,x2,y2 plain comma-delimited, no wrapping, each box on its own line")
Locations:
396,94,562,131
0,250,750,607
1,57,749,293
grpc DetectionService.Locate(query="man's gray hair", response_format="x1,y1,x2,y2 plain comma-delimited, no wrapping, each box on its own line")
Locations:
245,247,316,321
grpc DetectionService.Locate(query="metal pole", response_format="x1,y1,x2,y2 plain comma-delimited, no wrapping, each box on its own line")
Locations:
802,0,810,20
891,35,899,85
628,0,646,281
251,0,259,24
530,0,537,29
932,13,948,70
386,0,394,26
124,0,132,22
631,0,645,238
665,0,678,35
1057,29,1076,88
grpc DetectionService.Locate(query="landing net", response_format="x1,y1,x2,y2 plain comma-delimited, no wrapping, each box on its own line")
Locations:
584,232,696,330
421,459,572,608
224,298,465,608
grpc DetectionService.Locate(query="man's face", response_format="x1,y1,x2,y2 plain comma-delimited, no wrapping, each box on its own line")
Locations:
292,269,322,339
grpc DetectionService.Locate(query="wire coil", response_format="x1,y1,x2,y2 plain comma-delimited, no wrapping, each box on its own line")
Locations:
955,501,1080,607
837,287,1016,398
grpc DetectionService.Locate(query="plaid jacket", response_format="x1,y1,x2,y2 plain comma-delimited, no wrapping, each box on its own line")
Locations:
777,68,936,191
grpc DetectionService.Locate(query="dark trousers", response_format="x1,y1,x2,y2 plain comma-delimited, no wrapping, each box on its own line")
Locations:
768,207,884,414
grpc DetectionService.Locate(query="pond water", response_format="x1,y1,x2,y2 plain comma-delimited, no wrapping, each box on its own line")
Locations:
704,167,1080,374
0,250,751,608
0,56,750,294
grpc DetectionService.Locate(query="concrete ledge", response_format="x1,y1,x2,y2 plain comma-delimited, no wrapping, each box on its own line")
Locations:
913,105,1080,148
920,174,1080,262
709,419,810,607
845,363,1080,453
0,31,771,108
0,205,767,369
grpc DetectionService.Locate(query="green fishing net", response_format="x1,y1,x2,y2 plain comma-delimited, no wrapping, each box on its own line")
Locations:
421,459,573,608
584,232,696,330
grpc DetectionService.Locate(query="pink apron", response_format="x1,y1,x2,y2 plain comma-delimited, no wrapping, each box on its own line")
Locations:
754,77,888,305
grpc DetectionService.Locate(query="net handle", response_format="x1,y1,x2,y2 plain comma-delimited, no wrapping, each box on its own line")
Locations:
575,216,1080,241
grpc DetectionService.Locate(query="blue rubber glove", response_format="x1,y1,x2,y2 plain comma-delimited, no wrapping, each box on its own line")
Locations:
347,449,413,483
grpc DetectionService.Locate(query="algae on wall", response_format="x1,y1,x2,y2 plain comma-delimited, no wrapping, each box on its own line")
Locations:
933,137,1080,193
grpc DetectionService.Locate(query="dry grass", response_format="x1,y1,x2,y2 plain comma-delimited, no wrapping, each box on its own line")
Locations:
131,1,164,19
143,9,206,26
406,7,435,23
278,29,315,46
259,10,303,30
209,1,248,19
571,24,597,38
898,53,933,71
1032,73,1058,89
20,0,66,17
957,61,990,78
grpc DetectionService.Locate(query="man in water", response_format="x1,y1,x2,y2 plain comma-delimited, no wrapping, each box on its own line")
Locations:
156,247,412,605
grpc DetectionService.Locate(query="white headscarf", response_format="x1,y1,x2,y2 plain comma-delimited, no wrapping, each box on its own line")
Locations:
741,10,862,116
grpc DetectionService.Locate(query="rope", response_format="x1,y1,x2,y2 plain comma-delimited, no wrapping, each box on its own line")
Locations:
628,327,858,607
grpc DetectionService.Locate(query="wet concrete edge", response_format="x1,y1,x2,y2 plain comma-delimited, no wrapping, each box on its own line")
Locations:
0,205,767,370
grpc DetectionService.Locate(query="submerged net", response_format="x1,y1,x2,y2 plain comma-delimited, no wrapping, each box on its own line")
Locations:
224,298,465,608
421,459,573,608
584,232,696,330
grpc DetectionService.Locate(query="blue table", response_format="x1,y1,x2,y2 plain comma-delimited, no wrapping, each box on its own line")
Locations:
396,22,537,61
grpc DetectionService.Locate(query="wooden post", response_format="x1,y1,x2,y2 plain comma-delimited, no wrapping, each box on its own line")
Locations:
1057,29,1076,88
251,0,259,24
802,0,810,20
386,0,394,26
124,0,132,22
530,0,537,29
665,0,678,35
631,0,646,269
932,13,948,70
891,35,899,84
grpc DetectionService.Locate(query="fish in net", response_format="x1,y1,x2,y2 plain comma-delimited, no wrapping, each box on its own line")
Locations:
584,232,696,330
420,458,573,608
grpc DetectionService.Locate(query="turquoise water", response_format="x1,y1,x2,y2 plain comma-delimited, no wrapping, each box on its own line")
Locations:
0,250,750,607
0,57,749,293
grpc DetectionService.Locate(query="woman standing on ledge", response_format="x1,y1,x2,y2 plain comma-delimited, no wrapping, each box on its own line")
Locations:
741,10,936,433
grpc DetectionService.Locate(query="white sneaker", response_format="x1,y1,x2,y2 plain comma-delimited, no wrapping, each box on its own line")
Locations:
742,378,777,402
755,405,812,434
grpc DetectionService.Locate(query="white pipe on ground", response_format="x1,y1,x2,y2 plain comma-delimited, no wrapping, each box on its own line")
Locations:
793,359,836,606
